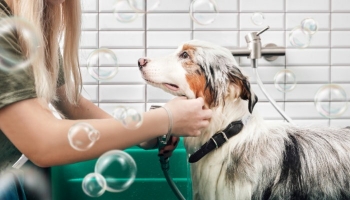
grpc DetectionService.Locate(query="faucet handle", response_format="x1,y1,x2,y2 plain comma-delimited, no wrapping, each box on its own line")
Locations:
256,26,270,36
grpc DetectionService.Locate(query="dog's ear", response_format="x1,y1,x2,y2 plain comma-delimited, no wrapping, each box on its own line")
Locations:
240,80,258,113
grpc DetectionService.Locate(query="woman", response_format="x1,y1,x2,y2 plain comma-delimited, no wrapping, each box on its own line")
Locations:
0,0,211,182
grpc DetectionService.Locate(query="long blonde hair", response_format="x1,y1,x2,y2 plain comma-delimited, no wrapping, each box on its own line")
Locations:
11,0,82,104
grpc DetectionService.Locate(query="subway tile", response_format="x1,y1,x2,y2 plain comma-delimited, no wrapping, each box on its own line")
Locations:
331,67,350,83
81,0,98,12
332,0,350,12
99,103,145,115
99,31,145,48
243,66,287,84
254,102,285,120
82,13,98,31
286,0,330,12
147,85,175,102
285,84,326,101
332,14,350,30
80,67,98,84
193,31,239,48
147,31,191,48
331,31,350,47
99,13,145,30
287,66,330,83
330,119,350,127
292,119,329,127
286,31,330,48
215,0,238,12
285,102,326,119
240,13,284,31
99,67,145,84
251,84,285,102
80,31,98,48
240,31,285,48
286,13,330,31
146,49,176,57
331,49,350,65
110,49,145,66
148,0,190,12
193,13,238,30
147,14,191,30
99,85,145,102
99,0,144,12
82,85,98,102
240,0,284,12
79,49,95,67
286,49,330,66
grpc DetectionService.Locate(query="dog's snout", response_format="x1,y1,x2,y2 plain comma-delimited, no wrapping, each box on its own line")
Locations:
138,58,148,69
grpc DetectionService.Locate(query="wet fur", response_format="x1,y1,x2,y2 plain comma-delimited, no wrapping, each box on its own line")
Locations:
139,40,350,200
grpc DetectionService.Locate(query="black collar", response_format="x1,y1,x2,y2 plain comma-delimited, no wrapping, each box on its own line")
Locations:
188,120,244,163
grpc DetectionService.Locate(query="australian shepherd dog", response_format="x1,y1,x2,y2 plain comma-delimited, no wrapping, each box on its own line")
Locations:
138,40,350,200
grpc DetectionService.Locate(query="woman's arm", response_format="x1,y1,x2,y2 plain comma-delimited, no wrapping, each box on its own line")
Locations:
0,98,170,167
0,90,211,167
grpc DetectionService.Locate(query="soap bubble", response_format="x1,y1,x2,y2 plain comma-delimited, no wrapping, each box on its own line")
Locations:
121,108,143,130
301,18,318,35
289,26,312,48
95,150,137,193
112,106,127,121
274,69,297,93
314,84,348,118
251,12,265,26
190,0,218,25
113,0,138,23
0,17,40,72
112,106,143,130
82,173,107,197
68,122,100,151
87,48,118,81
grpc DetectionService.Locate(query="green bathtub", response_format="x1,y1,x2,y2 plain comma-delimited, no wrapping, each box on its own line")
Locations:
51,138,192,200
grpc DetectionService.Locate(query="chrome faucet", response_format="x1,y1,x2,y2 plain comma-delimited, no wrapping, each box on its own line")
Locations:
231,26,285,62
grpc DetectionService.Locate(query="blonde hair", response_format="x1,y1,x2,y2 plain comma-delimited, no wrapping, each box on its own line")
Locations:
11,0,82,104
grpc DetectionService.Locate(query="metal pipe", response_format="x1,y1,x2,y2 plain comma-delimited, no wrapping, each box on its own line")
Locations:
231,47,285,57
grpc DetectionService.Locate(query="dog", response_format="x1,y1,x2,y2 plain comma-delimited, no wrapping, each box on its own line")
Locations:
138,40,350,200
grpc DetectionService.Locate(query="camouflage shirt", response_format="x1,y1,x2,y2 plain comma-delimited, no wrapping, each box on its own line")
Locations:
0,0,65,173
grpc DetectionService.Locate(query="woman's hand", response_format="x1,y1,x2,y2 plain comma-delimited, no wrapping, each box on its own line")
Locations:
164,97,212,137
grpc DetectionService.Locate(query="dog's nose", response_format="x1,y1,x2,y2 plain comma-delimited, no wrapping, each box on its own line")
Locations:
138,58,148,68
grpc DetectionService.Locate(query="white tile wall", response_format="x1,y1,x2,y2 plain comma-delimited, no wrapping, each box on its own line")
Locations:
80,0,350,126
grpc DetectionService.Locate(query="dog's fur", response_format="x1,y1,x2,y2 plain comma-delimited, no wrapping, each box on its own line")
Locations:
139,40,350,200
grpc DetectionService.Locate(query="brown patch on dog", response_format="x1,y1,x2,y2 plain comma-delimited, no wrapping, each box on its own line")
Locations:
180,44,197,69
186,73,213,108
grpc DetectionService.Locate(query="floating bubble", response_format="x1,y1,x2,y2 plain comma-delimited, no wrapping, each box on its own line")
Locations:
314,84,348,118
87,48,118,81
301,18,318,35
289,26,312,48
274,69,297,93
82,173,107,197
68,122,100,151
190,0,218,25
0,17,40,72
113,0,139,23
95,150,137,193
112,106,128,121
121,108,143,130
251,12,265,26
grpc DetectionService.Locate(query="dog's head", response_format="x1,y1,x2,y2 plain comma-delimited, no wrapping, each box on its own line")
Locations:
138,40,258,113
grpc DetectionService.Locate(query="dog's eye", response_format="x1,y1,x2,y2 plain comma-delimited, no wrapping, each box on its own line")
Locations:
180,52,189,59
